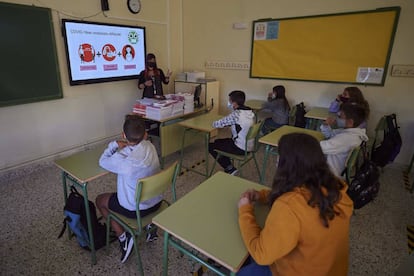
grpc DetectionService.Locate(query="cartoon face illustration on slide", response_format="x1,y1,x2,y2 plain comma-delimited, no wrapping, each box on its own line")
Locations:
102,44,117,61
128,31,138,44
78,43,95,63
122,45,135,61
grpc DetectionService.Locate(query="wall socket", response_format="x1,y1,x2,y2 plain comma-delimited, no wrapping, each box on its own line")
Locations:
391,64,414,77
205,61,250,70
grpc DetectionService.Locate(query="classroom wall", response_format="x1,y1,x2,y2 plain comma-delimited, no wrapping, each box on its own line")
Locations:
0,0,183,172
181,0,414,165
1,0,413,173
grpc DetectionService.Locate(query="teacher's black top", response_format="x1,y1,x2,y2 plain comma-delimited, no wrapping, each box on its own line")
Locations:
138,69,169,99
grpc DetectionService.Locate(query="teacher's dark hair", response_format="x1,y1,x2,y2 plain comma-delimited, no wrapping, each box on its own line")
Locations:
269,133,344,227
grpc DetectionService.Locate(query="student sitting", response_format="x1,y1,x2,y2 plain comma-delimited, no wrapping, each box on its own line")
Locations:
208,90,255,175
95,115,161,264
237,133,353,276
320,102,368,177
329,86,370,128
261,85,290,134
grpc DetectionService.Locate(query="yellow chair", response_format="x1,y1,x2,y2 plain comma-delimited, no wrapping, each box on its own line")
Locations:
105,161,179,275
344,146,361,185
210,121,263,178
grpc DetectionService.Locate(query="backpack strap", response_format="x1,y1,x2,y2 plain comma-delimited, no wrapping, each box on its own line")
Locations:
57,217,71,239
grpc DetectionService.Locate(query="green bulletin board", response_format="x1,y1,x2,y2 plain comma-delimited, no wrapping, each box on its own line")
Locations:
250,7,400,86
0,2,62,107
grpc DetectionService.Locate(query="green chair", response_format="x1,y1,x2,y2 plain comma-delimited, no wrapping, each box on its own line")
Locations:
105,161,179,275
343,146,361,185
288,105,297,126
210,121,264,178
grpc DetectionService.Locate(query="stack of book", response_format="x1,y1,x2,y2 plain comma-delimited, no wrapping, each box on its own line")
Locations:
145,104,174,120
132,98,158,116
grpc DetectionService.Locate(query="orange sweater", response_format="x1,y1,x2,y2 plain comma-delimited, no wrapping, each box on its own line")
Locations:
238,187,353,276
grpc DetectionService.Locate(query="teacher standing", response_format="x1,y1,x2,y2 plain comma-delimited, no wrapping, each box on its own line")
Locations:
138,53,172,99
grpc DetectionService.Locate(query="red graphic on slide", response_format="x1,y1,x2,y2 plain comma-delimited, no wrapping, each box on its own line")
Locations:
78,43,95,63
102,44,116,61
122,45,135,62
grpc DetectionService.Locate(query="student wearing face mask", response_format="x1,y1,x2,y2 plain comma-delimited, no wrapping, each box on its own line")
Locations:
320,102,368,177
138,53,172,99
208,90,255,175
261,85,290,134
329,87,370,115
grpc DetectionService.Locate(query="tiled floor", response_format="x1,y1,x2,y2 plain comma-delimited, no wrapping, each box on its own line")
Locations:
0,134,413,275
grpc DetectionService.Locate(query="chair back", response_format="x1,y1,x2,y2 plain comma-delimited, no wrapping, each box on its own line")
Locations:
344,146,361,184
369,115,387,152
288,105,297,126
246,121,264,152
135,161,179,204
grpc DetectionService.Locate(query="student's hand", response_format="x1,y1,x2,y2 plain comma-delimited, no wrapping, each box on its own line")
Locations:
323,117,336,126
336,94,342,101
240,189,260,202
116,140,128,149
238,196,251,208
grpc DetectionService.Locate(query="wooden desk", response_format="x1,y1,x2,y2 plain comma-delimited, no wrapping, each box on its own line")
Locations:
304,107,336,130
152,172,269,276
245,99,265,111
178,112,222,177
54,144,109,265
245,99,265,122
258,125,325,184
141,108,209,168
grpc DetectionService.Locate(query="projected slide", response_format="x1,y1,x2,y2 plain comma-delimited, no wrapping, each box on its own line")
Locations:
62,19,146,85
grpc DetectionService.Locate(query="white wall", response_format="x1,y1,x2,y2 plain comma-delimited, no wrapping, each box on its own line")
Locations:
1,0,413,173
0,0,180,172
181,0,414,164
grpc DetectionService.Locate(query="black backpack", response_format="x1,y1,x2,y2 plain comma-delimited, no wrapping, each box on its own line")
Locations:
371,114,402,168
347,142,380,209
58,186,107,251
294,102,307,128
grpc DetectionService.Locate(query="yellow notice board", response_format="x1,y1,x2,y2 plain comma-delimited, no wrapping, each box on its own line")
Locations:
250,7,400,86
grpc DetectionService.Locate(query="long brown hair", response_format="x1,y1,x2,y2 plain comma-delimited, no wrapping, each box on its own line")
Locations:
344,87,370,119
269,133,344,227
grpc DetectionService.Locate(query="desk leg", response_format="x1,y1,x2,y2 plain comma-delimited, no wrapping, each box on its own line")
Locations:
80,183,97,265
167,236,227,276
180,128,189,175
162,231,170,276
61,174,97,265
260,145,271,184
61,172,72,239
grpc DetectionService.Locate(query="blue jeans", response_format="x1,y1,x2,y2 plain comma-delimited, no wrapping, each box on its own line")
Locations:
237,257,272,276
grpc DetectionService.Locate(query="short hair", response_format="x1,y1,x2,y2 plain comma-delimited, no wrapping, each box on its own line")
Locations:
123,114,146,144
228,90,246,106
340,102,367,127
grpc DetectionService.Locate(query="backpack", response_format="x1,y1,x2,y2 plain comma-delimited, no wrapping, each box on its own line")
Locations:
58,186,107,251
347,142,381,209
294,102,307,128
371,113,402,167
